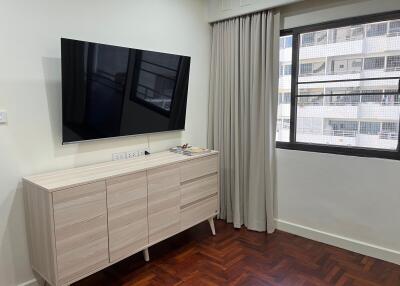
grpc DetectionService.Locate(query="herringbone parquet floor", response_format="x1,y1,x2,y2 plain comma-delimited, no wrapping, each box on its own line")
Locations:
74,220,400,286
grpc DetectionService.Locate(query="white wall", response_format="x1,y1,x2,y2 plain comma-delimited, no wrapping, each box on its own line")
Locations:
277,0,400,264
206,0,301,22
0,1,210,285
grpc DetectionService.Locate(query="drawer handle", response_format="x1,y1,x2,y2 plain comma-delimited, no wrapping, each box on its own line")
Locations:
180,193,217,210
180,172,218,185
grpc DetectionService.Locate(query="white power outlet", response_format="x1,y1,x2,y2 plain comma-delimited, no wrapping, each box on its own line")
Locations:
112,152,126,161
0,110,7,124
126,150,139,159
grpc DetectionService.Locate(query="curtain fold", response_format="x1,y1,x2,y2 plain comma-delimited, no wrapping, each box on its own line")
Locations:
208,10,279,233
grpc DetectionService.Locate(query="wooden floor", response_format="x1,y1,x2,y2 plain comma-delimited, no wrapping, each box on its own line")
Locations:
74,220,400,286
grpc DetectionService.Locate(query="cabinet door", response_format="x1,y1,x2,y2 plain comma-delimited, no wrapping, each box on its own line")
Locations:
147,165,180,244
52,181,109,285
106,172,148,262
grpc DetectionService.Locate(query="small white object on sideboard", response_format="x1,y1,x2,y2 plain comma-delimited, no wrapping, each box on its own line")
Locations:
23,150,220,286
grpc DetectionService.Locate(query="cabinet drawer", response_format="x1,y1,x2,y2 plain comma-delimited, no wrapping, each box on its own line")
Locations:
180,195,218,231
107,172,148,262
148,165,180,244
180,154,218,182
52,181,109,285
180,174,218,207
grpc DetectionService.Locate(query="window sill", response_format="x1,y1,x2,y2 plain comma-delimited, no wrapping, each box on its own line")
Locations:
276,141,400,160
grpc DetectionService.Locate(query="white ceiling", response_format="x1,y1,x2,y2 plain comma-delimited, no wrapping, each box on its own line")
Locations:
206,0,303,22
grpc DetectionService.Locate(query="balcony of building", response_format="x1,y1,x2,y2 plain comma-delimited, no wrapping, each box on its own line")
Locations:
284,101,400,121
293,129,398,149
297,19,400,59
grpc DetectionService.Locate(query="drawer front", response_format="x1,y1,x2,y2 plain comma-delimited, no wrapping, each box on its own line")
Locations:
180,195,218,231
106,172,148,262
52,181,109,285
147,165,180,244
180,154,218,182
180,174,219,207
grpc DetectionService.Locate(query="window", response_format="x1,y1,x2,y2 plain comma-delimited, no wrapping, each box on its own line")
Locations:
299,63,312,75
361,90,383,103
280,36,293,49
277,12,400,160
360,122,380,135
276,34,293,142
364,57,385,70
299,61,325,76
327,120,358,137
301,33,315,46
301,31,327,47
279,92,291,104
366,22,387,37
280,64,292,76
329,26,364,43
284,64,292,75
389,20,400,35
381,122,399,139
387,55,400,70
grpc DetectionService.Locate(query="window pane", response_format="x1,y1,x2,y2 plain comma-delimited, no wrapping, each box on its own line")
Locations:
299,61,325,77
360,122,381,135
389,20,400,35
276,35,292,142
364,57,385,70
387,55,400,70
301,31,327,47
366,22,387,37
296,17,400,150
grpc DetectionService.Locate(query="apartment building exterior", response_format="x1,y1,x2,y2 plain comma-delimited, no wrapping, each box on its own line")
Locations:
277,19,400,150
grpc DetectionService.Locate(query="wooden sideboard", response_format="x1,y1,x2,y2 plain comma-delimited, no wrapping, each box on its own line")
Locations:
23,151,219,286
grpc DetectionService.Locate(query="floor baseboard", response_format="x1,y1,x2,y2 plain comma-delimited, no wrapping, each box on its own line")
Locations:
18,279,38,286
275,219,400,265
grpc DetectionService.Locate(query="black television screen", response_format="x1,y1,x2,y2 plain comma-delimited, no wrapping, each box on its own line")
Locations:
61,38,190,143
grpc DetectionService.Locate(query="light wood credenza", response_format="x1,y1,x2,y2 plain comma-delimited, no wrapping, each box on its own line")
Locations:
23,151,219,286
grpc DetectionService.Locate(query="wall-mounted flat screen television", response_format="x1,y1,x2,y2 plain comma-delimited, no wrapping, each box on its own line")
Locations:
61,38,190,143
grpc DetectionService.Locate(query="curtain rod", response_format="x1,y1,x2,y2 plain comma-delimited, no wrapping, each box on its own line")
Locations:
209,7,274,25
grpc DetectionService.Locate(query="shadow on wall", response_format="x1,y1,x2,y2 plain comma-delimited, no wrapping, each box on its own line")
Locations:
41,57,183,165
0,182,32,285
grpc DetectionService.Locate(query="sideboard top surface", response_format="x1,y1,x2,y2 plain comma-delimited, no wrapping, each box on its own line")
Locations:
23,150,218,192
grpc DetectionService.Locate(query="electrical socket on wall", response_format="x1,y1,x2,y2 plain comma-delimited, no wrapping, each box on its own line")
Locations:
128,148,150,158
126,150,139,159
0,110,7,124
112,152,127,161
113,148,150,161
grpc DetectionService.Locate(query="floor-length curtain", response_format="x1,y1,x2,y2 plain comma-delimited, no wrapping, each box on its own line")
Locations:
208,10,279,233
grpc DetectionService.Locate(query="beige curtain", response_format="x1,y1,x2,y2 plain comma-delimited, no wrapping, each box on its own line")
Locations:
208,10,279,233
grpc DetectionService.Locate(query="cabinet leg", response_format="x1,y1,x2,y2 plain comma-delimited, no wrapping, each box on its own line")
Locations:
208,217,216,236
143,248,150,262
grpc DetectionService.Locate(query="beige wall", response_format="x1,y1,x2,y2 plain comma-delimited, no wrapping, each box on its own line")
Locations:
277,0,400,264
0,1,210,285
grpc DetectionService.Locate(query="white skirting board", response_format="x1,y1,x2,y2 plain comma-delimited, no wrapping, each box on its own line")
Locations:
18,279,39,286
275,219,400,265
